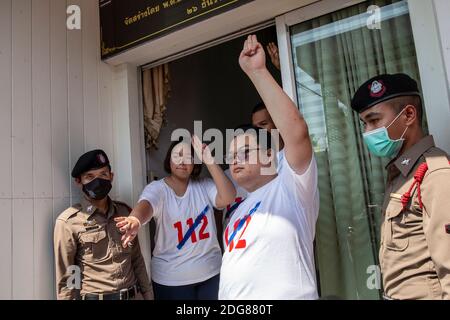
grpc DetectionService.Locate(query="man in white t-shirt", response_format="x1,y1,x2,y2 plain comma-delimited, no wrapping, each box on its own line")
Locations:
223,99,287,229
219,35,319,300
222,144,284,229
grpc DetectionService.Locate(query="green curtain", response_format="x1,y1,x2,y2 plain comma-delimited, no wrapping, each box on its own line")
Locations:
291,0,424,299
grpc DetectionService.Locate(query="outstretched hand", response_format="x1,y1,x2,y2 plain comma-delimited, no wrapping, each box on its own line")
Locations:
115,216,141,248
239,34,266,75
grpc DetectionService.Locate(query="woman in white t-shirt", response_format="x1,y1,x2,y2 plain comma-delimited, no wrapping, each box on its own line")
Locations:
115,136,236,300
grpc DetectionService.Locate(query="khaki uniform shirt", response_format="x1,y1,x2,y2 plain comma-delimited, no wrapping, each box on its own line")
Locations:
54,197,153,300
380,135,450,299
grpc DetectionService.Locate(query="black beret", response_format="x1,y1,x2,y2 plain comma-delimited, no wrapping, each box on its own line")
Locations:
71,149,110,178
351,73,421,113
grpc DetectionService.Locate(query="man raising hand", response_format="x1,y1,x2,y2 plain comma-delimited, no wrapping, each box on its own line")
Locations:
219,35,319,300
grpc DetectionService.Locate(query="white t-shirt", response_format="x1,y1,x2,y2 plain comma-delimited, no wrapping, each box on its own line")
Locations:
139,177,222,286
219,153,319,300
222,149,286,226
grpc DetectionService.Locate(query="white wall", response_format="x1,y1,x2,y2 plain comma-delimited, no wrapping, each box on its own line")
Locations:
408,0,450,153
0,0,146,299
434,0,450,99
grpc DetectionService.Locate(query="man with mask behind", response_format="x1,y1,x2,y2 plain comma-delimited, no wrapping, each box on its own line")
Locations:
352,74,450,300
54,149,153,300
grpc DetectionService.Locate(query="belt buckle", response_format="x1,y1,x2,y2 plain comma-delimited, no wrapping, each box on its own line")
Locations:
119,288,129,300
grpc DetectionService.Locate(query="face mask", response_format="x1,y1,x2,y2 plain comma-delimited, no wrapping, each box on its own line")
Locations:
82,178,112,200
363,108,409,158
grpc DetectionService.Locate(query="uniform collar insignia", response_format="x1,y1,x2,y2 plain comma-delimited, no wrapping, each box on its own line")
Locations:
393,135,436,177
83,219,97,227
401,158,411,166
80,196,98,218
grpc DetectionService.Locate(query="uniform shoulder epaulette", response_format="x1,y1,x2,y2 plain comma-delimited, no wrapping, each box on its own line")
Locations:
401,148,450,211
114,200,133,214
56,205,82,222
423,147,450,173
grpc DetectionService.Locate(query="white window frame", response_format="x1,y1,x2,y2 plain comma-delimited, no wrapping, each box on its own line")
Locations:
275,0,450,152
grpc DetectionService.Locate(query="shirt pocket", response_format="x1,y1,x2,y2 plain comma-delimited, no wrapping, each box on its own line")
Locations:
384,198,409,252
112,227,133,256
108,218,132,252
80,229,109,261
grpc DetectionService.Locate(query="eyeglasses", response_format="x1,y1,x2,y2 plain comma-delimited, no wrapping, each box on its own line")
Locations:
225,148,260,164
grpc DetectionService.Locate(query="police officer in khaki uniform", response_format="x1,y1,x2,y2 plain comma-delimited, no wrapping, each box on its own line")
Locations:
54,149,153,300
352,74,450,300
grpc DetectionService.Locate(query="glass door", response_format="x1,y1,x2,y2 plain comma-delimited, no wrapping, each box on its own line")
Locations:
276,0,427,299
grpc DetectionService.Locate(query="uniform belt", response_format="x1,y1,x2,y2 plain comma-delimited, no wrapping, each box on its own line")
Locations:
82,285,140,300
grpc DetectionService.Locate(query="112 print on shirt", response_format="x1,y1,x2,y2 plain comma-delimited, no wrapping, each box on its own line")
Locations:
174,205,211,250
224,201,261,252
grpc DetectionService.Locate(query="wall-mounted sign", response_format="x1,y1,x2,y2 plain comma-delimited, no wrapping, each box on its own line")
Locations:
100,0,254,60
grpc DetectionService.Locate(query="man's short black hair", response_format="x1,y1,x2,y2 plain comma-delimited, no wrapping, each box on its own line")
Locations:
387,95,424,123
164,139,202,178
251,102,267,115
232,124,273,151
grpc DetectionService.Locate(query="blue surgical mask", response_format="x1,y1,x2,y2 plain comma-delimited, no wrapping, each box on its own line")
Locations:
363,108,409,158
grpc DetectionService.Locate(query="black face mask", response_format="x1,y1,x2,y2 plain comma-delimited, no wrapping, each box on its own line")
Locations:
82,178,112,200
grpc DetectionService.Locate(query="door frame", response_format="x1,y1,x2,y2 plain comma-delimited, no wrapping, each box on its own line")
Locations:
275,0,450,152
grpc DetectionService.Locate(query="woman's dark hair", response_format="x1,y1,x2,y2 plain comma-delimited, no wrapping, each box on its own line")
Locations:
163,139,202,178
